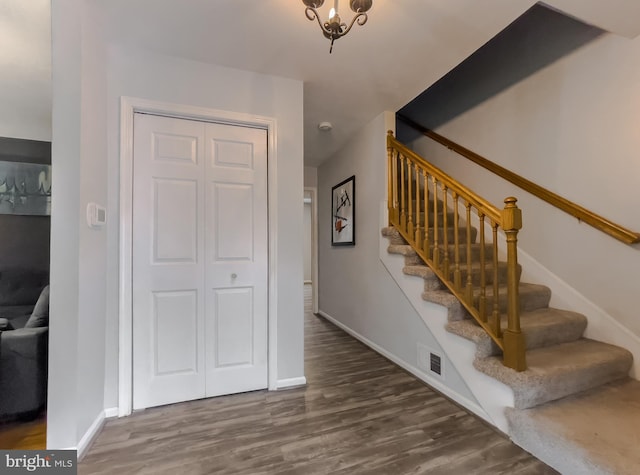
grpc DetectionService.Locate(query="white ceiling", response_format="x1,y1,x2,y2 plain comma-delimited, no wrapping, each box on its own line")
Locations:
0,0,51,141
92,0,536,166
4,0,640,163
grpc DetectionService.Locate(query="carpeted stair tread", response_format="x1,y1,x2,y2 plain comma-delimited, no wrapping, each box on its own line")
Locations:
387,244,416,257
403,265,436,280
474,339,632,409
506,378,640,474
447,307,587,358
421,289,469,321
403,265,442,291
381,227,407,245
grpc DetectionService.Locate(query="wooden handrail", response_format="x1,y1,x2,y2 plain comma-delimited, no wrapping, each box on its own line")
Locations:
387,132,526,371
398,115,640,245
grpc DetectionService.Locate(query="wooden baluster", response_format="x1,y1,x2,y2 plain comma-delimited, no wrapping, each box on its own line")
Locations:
387,135,394,226
442,184,450,279
502,197,526,371
491,222,501,339
392,149,399,223
453,194,461,291
432,176,440,268
407,160,414,240
465,203,473,303
423,172,430,255
414,165,422,251
400,154,406,232
478,213,487,322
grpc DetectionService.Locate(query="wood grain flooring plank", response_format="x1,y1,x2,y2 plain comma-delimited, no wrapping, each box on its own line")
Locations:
79,285,555,474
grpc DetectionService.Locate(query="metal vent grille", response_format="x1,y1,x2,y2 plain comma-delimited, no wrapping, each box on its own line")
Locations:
430,353,442,376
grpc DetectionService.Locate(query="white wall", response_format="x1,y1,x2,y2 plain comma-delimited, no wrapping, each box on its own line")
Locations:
304,166,318,188
102,46,305,408
49,0,107,449
411,32,640,341
317,111,477,404
50,1,305,448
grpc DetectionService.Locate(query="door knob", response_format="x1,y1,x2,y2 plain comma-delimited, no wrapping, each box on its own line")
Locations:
231,273,238,279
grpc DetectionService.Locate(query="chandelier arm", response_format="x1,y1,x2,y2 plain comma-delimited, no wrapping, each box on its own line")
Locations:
337,12,368,37
305,7,333,37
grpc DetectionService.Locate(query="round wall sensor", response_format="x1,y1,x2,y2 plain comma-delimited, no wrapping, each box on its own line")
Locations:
318,121,333,131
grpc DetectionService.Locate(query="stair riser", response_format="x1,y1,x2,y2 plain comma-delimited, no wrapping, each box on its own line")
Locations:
398,244,501,275
443,262,521,287
429,226,478,245
446,309,587,359
403,211,457,228
395,223,478,245
477,288,551,314
481,318,586,358
404,255,424,266
402,266,443,291
514,366,631,410
473,340,633,410
443,243,494,262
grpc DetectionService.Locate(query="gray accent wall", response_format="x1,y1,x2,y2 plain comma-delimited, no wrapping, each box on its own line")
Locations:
0,137,51,275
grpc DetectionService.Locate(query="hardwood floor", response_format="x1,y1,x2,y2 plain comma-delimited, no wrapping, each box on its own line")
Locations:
80,285,555,474
0,414,46,450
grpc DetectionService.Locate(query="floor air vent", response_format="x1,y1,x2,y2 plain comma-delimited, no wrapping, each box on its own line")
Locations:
430,352,442,376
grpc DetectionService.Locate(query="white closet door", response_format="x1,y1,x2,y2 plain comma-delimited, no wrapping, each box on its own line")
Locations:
132,114,268,409
204,123,268,397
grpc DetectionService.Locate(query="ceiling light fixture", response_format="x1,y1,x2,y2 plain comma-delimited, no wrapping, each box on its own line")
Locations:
302,0,373,54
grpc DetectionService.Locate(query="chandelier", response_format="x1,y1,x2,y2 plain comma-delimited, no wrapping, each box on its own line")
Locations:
302,0,374,53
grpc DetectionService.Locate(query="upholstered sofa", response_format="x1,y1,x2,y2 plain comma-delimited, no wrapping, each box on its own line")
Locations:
0,269,49,420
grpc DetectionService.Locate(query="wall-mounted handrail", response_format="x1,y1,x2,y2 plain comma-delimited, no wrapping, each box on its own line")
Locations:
398,115,640,245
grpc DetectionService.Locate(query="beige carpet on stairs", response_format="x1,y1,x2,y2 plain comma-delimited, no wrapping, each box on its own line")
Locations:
507,378,640,474
381,225,637,474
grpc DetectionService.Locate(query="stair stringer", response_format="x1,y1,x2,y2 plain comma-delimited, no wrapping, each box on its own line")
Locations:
379,207,514,433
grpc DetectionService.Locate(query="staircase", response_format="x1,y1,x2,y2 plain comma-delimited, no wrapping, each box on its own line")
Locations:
382,135,640,473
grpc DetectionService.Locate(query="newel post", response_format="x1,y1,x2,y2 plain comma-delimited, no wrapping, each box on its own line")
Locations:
502,197,526,371
387,131,394,225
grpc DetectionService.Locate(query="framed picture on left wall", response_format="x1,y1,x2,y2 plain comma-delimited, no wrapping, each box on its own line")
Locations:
331,175,355,246
0,160,52,216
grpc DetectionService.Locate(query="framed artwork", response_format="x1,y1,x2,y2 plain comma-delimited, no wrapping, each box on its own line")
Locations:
331,175,355,246
0,160,52,216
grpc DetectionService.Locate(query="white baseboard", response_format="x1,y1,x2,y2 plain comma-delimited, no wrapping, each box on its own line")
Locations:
104,407,119,419
317,310,490,424
276,376,307,389
76,410,106,460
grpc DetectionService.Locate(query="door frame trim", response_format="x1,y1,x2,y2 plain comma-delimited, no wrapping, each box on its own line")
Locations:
118,96,278,417
304,187,319,313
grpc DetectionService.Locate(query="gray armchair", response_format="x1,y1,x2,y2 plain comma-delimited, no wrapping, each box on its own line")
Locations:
0,285,49,420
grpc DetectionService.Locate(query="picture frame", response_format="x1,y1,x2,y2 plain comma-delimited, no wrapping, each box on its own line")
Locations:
331,175,355,246
0,160,52,216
